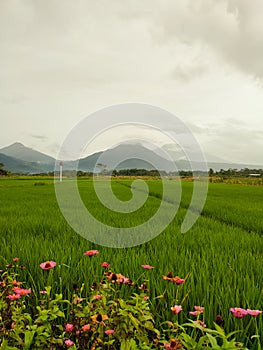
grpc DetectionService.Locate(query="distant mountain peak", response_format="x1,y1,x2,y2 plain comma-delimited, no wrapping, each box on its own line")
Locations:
0,142,55,163
8,142,25,148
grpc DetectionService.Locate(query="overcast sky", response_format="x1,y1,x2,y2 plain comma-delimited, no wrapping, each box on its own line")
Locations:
1,0,263,164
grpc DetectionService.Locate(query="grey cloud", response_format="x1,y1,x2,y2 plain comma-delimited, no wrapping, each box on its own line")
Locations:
149,0,263,80
31,134,48,141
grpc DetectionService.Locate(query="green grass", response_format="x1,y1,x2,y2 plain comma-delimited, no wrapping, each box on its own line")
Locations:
0,177,262,347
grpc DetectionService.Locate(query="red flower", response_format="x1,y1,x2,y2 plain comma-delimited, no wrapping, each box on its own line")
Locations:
83,250,99,257
101,262,110,268
12,280,22,286
82,324,91,332
40,261,56,270
65,323,74,332
13,287,31,295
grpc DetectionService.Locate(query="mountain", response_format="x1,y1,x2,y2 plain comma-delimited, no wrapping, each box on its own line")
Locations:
0,143,55,174
0,142,262,174
0,153,52,174
78,143,174,172
0,142,55,163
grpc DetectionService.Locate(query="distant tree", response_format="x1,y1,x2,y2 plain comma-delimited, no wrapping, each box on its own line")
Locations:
0,163,10,176
96,163,107,176
209,168,214,177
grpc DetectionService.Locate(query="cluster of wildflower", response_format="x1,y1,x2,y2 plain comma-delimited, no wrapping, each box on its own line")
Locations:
1,254,262,350
230,307,262,318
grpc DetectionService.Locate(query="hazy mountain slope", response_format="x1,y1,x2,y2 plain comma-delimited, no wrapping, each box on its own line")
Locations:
0,142,55,163
0,153,46,173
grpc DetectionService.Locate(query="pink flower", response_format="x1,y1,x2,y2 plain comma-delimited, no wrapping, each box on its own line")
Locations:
13,258,19,262
143,296,149,301
174,277,185,285
189,306,204,316
194,306,204,312
65,323,74,332
7,293,21,300
230,307,248,318
105,329,114,335
13,287,31,295
83,250,99,257
40,261,56,270
40,290,47,294
93,294,102,300
64,339,74,347
164,339,182,349
77,297,82,303
119,277,130,284
171,305,183,314
141,265,154,270
189,311,199,316
101,262,110,268
82,324,91,332
247,309,262,316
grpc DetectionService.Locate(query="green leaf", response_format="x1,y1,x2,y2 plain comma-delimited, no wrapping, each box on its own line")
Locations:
24,330,35,350
206,334,220,349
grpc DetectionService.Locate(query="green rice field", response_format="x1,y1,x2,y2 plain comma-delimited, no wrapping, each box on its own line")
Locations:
0,177,262,346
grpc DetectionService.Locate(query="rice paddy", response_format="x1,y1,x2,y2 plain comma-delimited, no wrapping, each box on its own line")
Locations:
0,177,262,346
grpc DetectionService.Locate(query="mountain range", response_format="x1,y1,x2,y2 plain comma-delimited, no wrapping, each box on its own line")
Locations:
0,142,262,174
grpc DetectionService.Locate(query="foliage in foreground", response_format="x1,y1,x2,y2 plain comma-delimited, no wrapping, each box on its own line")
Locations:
0,258,262,350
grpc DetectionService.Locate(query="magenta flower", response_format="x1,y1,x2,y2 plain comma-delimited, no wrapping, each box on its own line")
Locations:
13,287,31,295
141,264,154,270
101,262,110,268
174,277,185,285
105,329,114,335
171,305,183,314
247,309,262,316
40,261,56,270
84,250,99,257
230,307,248,318
65,323,74,332
64,339,74,347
